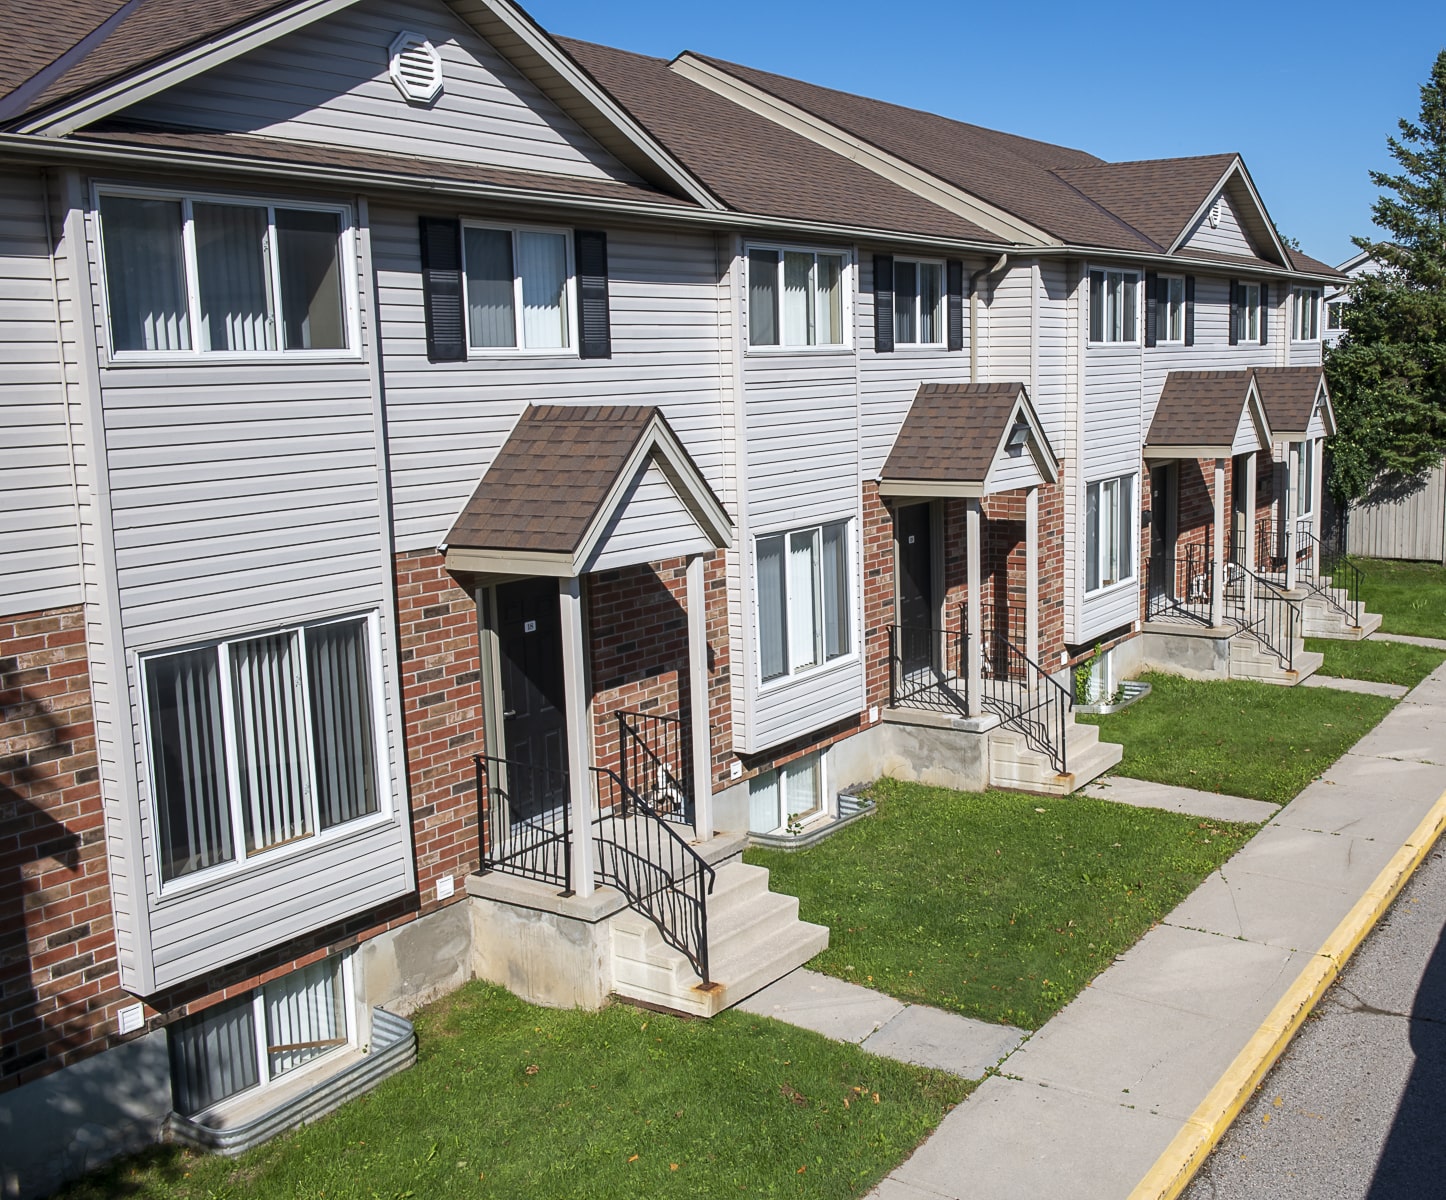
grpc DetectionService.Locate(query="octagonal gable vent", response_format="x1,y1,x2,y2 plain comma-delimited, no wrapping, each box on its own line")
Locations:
389,31,443,104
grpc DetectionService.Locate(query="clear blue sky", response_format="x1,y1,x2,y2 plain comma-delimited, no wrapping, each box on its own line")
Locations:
527,0,1445,266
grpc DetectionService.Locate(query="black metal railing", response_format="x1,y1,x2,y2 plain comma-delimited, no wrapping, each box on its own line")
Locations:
887,612,967,713
1253,516,1314,580
1298,530,1365,629
979,628,1071,776
616,710,691,824
1223,562,1301,671
1145,545,1215,624
593,767,715,984
475,754,572,892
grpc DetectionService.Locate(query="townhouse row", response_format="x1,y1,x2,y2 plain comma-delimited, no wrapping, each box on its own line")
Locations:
0,0,1350,1190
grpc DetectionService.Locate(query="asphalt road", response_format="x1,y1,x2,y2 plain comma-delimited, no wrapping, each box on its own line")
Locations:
1183,843,1446,1200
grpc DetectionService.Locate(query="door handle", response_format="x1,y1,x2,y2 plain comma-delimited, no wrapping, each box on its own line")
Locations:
502,709,518,719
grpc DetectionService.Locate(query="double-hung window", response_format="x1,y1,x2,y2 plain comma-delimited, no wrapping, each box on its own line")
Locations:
1292,287,1321,341
893,258,945,346
1157,274,1186,343
756,521,852,683
1085,474,1136,592
747,246,846,348
168,955,353,1117
1326,301,1345,331
462,224,572,351
1235,282,1262,342
1294,442,1315,518
748,751,824,835
1088,268,1140,343
144,615,384,886
97,191,350,356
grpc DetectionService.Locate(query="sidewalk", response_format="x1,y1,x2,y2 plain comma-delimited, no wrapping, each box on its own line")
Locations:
863,661,1446,1200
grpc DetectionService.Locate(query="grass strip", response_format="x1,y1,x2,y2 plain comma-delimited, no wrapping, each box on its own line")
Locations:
1307,636,1446,688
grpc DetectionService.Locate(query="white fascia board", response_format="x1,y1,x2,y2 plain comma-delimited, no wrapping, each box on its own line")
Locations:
1143,444,1234,460
877,479,985,499
17,0,363,135
670,53,1057,247
444,548,574,576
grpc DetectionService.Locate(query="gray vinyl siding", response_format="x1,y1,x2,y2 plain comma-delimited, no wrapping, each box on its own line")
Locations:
375,211,730,552
123,0,637,184
584,458,714,573
0,169,81,616
1181,188,1254,257
75,183,412,992
978,264,1034,389
1034,260,1074,453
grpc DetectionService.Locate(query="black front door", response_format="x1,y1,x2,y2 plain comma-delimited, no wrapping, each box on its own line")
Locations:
1150,465,1178,601
896,503,935,671
495,577,568,822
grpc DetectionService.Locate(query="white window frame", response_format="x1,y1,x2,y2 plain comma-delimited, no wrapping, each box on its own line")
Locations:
744,242,852,352
460,220,578,356
1158,274,1186,344
93,183,359,364
1292,287,1321,341
1088,267,1141,345
892,256,948,348
1237,282,1262,342
169,953,358,1119
1294,441,1316,519
1326,300,1346,331
1084,473,1138,595
748,750,827,836
754,519,856,689
139,612,393,900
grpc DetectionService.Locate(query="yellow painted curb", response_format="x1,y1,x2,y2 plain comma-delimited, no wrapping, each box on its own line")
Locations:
1128,785,1446,1200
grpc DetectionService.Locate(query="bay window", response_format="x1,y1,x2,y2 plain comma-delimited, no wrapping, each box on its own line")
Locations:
145,615,384,886
1292,287,1321,341
1089,268,1140,343
169,956,352,1117
747,246,846,348
1086,474,1136,592
98,190,350,355
749,752,824,835
756,521,852,683
893,258,945,346
463,224,572,350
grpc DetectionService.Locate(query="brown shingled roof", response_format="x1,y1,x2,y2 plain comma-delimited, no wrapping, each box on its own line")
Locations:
1251,367,1328,437
1052,155,1238,252
881,382,1053,488
1147,371,1265,451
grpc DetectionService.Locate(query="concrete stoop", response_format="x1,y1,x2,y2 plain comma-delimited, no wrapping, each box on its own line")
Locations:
987,718,1123,797
1301,589,1383,641
610,862,829,1018
1228,629,1322,686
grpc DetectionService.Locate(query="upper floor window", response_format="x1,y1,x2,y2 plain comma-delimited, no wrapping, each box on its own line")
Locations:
1234,282,1262,343
756,521,852,683
747,246,846,349
893,258,945,346
1293,287,1321,341
1157,274,1186,343
144,615,384,887
1086,473,1135,593
1089,268,1140,343
1326,300,1346,330
97,191,350,356
463,224,572,351
1294,442,1316,518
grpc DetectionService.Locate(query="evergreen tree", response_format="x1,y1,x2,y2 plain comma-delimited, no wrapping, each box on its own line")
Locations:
1326,49,1446,502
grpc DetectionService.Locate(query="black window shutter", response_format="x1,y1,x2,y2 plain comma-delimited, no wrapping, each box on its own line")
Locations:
1228,281,1241,346
1144,272,1158,348
1259,282,1270,346
419,216,465,363
874,255,894,353
1184,275,1196,346
1088,269,1105,342
574,230,611,359
946,259,964,352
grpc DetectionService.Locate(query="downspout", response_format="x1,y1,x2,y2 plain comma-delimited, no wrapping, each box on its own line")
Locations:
969,252,1009,382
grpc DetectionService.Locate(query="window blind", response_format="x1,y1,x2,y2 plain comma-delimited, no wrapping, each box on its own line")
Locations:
231,633,311,855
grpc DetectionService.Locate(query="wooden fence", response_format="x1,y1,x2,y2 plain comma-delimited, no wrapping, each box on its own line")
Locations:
1346,460,1446,562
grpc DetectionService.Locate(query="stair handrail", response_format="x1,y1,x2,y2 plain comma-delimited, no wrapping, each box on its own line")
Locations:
887,609,968,713
1224,561,1301,671
979,628,1071,776
592,766,715,984
1298,530,1364,629
615,710,692,823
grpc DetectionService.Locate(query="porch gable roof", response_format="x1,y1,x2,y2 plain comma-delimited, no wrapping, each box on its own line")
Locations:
878,382,1059,499
443,404,730,577
1251,366,1336,440
1145,370,1272,459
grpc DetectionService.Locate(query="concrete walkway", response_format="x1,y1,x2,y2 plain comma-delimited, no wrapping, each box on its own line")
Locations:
865,661,1446,1200
1081,776,1278,824
1300,674,1409,699
738,969,1024,1080
1372,631,1446,651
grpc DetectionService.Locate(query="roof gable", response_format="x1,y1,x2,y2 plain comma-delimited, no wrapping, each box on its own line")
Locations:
1172,162,1289,266
1252,367,1335,439
1146,370,1272,457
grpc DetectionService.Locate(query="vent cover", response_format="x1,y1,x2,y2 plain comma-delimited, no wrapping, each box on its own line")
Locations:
388,31,443,104
1208,197,1223,229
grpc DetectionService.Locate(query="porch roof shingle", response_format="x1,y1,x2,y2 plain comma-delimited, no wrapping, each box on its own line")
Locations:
1251,366,1327,437
881,382,1034,486
1147,370,1259,451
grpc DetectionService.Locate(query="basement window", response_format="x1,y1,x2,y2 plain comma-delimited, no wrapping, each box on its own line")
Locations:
749,751,824,835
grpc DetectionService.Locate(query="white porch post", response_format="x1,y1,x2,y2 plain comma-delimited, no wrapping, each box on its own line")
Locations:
685,553,713,842
1243,451,1258,610
1311,437,1325,576
559,576,595,898
1025,487,1039,666
1285,443,1299,591
966,499,984,715
1210,458,1226,628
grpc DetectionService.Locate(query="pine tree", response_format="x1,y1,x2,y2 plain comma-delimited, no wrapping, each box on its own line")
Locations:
1326,49,1446,502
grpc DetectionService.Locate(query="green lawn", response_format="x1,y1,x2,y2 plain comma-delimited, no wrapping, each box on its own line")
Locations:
1079,672,1396,803
746,782,1253,1031
1307,636,1446,688
1348,558,1446,640
55,982,968,1200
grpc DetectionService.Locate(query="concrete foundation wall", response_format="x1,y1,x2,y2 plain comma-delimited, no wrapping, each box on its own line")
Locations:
469,894,615,1011
359,902,473,1018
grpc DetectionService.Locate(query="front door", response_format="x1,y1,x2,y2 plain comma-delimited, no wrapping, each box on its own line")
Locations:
495,577,568,823
895,503,935,672
1149,465,1178,602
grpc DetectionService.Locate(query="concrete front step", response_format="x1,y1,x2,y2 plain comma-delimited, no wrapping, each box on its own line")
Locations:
986,719,1123,797
1228,634,1323,685
609,861,828,1018
1302,602,1383,642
